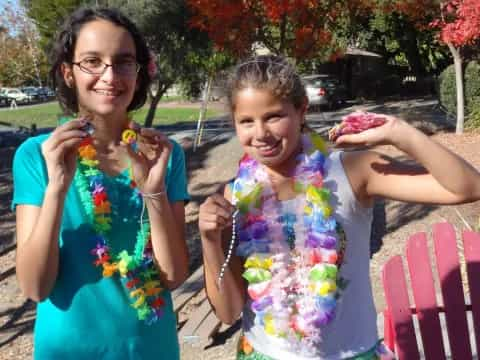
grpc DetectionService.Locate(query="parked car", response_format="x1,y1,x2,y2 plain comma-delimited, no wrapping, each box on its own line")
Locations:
2,88,30,105
21,87,41,102
302,74,349,110
38,87,55,99
0,88,9,106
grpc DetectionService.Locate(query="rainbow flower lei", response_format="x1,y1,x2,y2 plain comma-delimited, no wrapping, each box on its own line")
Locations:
74,135,165,325
232,132,347,354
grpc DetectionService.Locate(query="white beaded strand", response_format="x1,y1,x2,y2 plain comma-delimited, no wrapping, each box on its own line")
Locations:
217,209,239,288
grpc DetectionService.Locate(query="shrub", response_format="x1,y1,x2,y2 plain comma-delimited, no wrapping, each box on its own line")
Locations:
466,97,480,130
465,61,480,114
438,64,456,115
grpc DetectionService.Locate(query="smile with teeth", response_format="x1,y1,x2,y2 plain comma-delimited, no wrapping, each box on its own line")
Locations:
94,89,120,96
256,140,281,155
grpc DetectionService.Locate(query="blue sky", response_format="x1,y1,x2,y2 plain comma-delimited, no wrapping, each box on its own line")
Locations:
0,0,20,13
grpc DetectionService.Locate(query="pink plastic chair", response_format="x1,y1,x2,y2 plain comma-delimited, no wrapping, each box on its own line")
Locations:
382,222,480,359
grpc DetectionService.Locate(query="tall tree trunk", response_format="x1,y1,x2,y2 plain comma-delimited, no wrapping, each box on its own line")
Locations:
447,43,464,134
193,75,213,151
143,80,172,127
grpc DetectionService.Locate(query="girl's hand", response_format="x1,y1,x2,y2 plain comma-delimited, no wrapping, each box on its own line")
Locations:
334,115,406,148
41,118,88,193
122,122,172,194
199,194,235,240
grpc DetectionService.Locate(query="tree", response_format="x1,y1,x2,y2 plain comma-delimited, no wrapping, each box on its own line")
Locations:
361,9,450,75
25,0,217,127
0,1,48,86
187,0,373,63
22,0,83,53
393,0,480,134
432,0,480,133
109,0,217,127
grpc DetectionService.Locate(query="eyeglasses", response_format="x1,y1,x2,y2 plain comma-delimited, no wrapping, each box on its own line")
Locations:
72,58,140,76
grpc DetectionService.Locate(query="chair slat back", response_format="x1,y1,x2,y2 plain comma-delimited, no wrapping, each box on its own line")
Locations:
433,222,473,358
383,255,420,359
406,232,446,359
463,229,480,352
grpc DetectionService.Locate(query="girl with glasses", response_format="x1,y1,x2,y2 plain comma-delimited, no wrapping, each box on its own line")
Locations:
12,7,189,359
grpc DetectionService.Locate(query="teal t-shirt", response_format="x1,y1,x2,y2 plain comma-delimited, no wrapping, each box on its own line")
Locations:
12,134,190,360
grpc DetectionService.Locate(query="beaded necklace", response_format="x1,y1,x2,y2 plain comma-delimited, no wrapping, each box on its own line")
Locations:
74,131,165,325
231,132,347,354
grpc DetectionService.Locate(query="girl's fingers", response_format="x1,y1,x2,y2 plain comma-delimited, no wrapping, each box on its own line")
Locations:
128,120,141,132
201,208,232,224
121,141,145,165
57,118,89,132
54,137,85,155
48,130,87,150
209,194,236,213
200,213,230,228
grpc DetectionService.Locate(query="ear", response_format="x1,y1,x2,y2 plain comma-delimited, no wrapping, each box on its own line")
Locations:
61,63,74,88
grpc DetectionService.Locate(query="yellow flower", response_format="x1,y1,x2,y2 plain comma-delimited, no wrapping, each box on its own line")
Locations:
102,262,118,277
244,255,273,270
130,288,146,308
117,259,129,276
264,314,276,335
144,280,162,296
80,159,99,167
309,280,337,296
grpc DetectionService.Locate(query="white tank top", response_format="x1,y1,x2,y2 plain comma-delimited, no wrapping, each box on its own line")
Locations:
242,151,379,359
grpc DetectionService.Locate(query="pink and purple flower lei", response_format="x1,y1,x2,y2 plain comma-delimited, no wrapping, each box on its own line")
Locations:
232,132,347,355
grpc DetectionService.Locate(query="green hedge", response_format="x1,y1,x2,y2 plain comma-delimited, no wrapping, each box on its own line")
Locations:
465,61,480,114
467,97,480,130
439,61,480,129
439,64,456,115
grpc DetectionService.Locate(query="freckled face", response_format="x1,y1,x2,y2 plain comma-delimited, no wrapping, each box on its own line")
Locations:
62,19,138,118
233,87,306,172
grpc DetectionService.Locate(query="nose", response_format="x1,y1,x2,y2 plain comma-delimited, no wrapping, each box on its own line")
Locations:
99,64,117,83
254,121,269,141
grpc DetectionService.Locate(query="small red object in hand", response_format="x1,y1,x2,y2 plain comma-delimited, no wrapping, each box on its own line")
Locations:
328,111,386,141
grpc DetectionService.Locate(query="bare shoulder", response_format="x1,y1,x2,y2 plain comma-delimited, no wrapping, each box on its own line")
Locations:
340,150,385,206
340,149,377,180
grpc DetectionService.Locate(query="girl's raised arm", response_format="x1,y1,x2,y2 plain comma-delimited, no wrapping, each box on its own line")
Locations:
338,116,480,206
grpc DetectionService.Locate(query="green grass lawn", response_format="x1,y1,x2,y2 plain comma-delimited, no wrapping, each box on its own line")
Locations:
0,102,221,128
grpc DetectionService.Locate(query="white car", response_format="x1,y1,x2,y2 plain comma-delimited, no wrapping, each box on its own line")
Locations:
3,88,31,104
303,75,348,110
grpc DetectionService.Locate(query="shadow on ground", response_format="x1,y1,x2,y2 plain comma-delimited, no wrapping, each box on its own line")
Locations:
0,300,35,348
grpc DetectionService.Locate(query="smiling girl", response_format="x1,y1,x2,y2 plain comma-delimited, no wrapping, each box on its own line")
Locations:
198,55,480,359
12,7,189,359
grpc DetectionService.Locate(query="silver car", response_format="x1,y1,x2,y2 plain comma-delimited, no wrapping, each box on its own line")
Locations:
303,75,348,110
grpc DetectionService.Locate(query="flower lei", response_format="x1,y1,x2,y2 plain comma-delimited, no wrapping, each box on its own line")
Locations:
74,133,165,325
232,132,347,355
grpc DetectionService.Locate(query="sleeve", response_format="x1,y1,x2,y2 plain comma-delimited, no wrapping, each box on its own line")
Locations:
11,135,49,210
165,139,190,203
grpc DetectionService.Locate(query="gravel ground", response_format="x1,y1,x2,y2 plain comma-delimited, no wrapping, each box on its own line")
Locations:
1,97,479,360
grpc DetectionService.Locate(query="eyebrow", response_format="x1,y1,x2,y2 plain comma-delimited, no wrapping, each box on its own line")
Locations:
76,51,136,59
262,110,284,119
